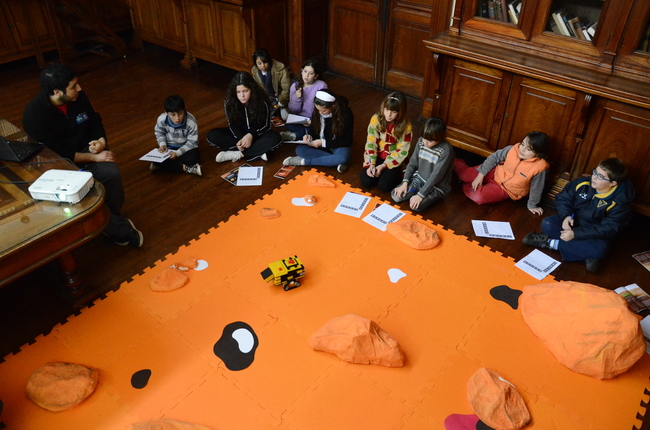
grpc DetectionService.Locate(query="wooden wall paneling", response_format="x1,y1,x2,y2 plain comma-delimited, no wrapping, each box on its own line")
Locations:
579,100,650,215
252,0,289,65
499,76,578,174
130,0,160,41
157,0,186,49
614,1,650,77
328,0,382,83
0,5,19,59
3,0,55,53
288,0,304,73
185,0,219,62
215,2,253,70
440,59,511,156
383,0,432,97
302,0,329,67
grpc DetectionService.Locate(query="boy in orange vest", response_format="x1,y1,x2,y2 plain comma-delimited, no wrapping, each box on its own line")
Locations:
453,131,550,215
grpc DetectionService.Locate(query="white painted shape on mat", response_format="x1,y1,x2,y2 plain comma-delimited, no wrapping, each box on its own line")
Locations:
292,197,315,206
232,328,255,353
194,260,209,271
388,268,407,283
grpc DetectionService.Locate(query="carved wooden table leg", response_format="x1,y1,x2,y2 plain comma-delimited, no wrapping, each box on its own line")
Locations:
58,252,96,308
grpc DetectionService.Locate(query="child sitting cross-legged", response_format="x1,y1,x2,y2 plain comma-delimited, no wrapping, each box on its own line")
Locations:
151,94,201,176
391,118,455,211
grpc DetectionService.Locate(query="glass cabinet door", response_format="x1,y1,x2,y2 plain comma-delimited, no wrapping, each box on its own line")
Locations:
544,0,603,43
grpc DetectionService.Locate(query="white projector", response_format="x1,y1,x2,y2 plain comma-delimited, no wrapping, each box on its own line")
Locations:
28,169,94,204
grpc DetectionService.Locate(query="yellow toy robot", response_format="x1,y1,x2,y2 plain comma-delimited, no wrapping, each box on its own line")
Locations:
260,255,305,291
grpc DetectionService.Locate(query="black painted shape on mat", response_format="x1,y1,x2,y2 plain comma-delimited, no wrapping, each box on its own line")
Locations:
214,321,259,371
490,285,523,310
476,420,495,430
131,369,152,389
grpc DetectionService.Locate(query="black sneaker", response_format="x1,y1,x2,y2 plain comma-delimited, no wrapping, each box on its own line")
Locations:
522,232,549,249
337,164,348,173
585,258,601,273
115,219,144,248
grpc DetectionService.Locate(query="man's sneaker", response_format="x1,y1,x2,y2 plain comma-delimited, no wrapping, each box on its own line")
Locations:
186,164,202,176
522,232,549,249
283,156,303,166
216,150,243,163
280,131,296,141
115,219,144,248
260,153,268,161
150,162,159,171
337,164,348,173
585,258,601,273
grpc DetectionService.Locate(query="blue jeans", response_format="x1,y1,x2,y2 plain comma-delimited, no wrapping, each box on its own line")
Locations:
541,215,609,261
296,145,350,167
285,123,309,140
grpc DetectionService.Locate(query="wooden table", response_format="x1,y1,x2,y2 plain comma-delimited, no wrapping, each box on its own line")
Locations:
0,120,109,307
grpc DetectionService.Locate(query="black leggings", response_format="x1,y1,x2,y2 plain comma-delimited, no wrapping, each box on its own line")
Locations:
207,127,282,160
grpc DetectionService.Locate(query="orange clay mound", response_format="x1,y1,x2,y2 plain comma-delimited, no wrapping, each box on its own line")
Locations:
259,208,281,219
386,220,440,249
308,174,335,188
467,368,530,430
309,314,405,367
176,258,198,270
26,362,99,412
520,281,646,379
127,419,213,430
150,267,188,292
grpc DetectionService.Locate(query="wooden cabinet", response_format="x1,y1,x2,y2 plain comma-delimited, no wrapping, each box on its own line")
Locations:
328,0,433,97
423,0,650,215
0,0,130,66
128,0,289,72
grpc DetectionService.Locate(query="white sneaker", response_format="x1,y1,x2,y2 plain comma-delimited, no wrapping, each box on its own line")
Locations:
216,151,243,163
186,164,202,176
280,131,296,141
260,153,268,161
283,156,303,166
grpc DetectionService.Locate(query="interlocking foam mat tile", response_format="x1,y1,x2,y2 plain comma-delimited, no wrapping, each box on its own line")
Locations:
1,169,648,430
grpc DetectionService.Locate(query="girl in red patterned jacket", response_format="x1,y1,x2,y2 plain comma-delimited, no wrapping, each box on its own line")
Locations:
359,92,413,192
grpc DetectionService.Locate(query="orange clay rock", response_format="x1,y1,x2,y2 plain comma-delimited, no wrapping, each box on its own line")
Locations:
176,258,198,270
467,368,530,430
150,267,188,291
127,419,213,430
386,220,440,249
309,314,405,367
259,207,281,219
520,281,646,379
308,174,335,188
26,362,99,411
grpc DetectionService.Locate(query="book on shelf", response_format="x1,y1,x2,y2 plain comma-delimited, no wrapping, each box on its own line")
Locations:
561,13,576,37
569,17,585,40
487,1,495,20
587,22,597,37
641,27,650,52
549,19,561,35
507,0,519,25
479,0,489,18
499,0,509,22
552,12,570,36
581,22,592,41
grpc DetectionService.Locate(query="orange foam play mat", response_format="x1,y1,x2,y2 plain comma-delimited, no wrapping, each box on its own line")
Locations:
1,170,648,430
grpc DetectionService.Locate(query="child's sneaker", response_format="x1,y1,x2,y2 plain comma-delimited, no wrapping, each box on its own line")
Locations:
150,162,159,171
283,156,303,166
280,131,296,141
186,164,202,176
260,153,269,162
216,150,243,163
337,164,348,173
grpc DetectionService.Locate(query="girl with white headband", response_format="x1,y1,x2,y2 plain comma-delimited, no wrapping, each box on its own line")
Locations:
282,89,354,173
360,92,412,192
